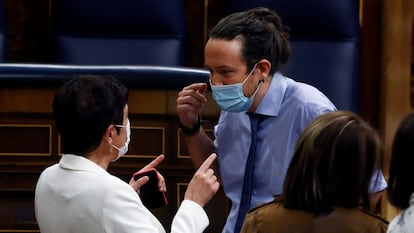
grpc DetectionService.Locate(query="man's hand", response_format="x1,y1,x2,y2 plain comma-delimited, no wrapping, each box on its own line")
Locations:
176,83,208,129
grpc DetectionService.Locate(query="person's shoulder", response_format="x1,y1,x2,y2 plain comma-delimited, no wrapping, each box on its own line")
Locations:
248,199,282,215
39,163,59,176
356,209,389,233
357,208,389,225
387,209,414,233
281,76,335,109
282,75,322,95
314,208,388,233
332,207,388,225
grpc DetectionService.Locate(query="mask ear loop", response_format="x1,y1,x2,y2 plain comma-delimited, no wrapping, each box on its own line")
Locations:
242,63,261,98
112,144,122,151
250,80,263,98
241,63,258,85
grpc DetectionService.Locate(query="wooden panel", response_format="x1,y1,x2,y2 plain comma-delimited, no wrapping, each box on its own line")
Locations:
361,0,382,127
0,172,41,192
0,88,55,113
0,191,39,232
177,127,215,158
175,182,228,233
128,90,169,115
378,0,414,221
0,124,52,156
127,126,165,158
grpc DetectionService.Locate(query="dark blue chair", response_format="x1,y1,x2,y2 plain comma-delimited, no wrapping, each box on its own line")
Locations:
50,0,186,66
226,0,361,112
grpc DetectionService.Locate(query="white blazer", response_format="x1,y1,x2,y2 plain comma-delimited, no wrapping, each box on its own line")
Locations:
34,154,209,233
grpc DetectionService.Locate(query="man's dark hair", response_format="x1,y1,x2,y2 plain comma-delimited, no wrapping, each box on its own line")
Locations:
210,7,291,74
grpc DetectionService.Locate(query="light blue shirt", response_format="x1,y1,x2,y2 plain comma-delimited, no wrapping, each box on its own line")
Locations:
214,73,387,233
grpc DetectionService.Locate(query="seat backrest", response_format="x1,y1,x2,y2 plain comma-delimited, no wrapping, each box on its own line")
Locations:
226,0,361,112
0,64,209,89
50,0,186,66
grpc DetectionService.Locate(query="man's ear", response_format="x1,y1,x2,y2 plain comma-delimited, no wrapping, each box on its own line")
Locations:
257,59,271,78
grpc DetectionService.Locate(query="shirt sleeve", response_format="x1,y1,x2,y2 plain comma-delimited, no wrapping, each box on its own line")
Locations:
103,180,165,233
171,200,209,233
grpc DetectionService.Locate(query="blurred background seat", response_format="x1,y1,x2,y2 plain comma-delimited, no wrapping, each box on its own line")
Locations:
225,0,361,112
50,0,187,66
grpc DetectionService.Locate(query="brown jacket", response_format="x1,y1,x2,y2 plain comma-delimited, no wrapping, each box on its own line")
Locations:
240,201,388,233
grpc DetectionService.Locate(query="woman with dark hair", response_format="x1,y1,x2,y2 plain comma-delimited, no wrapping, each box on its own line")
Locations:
241,111,388,233
387,112,414,232
35,75,220,233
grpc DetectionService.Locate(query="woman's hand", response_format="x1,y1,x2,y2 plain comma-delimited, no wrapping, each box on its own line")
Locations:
129,154,166,193
184,153,220,207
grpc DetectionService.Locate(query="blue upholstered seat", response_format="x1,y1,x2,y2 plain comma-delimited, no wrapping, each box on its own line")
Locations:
50,0,186,66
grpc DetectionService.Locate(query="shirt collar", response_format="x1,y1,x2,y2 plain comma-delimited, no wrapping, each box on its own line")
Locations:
255,72,288,117
59,153,108,175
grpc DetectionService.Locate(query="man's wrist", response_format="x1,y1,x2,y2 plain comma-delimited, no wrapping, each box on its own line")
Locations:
179,117,201,136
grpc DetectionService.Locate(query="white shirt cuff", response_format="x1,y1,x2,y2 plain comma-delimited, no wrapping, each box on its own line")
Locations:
171,200,209,233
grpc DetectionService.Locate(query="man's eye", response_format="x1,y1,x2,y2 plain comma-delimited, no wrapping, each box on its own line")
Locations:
219,70,232,75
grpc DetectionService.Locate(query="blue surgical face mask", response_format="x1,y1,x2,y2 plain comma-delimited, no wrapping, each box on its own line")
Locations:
210,64,260,112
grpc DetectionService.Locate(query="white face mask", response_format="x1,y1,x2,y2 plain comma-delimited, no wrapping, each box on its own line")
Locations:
111,119,131,162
